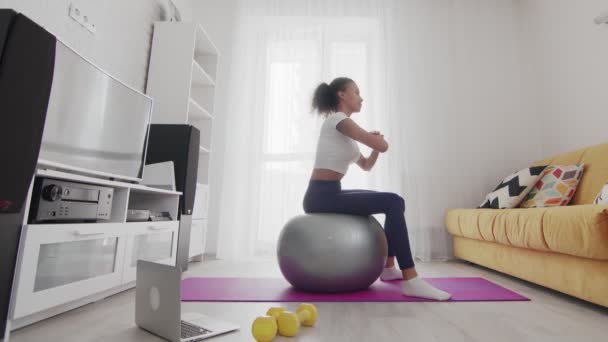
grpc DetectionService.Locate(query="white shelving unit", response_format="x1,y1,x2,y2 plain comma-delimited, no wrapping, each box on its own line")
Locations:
146,22,219,259
9,168,181,328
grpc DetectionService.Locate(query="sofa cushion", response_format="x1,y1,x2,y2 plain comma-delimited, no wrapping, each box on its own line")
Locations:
519,164,584,208
446,204,608,260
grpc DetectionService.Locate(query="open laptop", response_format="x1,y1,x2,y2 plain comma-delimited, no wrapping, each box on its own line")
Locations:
135,260,239,341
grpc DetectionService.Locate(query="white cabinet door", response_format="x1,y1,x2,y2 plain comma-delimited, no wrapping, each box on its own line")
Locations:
121,221,179,283
189,219,206,258
200,219,207,256
192,184,208,219
12,223,127,319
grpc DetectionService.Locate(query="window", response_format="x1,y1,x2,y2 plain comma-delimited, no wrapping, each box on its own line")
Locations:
253,19,380,256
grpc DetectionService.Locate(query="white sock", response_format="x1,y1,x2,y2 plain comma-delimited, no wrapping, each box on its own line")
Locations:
401,276,451,301
380,267,403,281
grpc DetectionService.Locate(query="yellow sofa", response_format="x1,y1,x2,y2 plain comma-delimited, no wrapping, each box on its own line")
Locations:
446,143,608,307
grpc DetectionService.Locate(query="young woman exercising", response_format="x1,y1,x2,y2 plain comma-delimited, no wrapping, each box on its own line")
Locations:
303,77,450,301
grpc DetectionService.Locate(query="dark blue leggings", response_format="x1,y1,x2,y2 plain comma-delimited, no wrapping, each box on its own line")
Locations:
302,180,415,270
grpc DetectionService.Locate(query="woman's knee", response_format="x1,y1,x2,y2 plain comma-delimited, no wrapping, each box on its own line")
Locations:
389,193,405,212
303,200,319,214
302,196,312,213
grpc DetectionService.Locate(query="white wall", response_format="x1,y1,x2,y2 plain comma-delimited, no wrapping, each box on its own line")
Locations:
520,0,608,157
0,0,191,92
188,0,608,256
191,0,238,256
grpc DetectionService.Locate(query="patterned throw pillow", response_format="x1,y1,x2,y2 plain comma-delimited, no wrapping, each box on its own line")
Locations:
519,164,584,208
594,182,608,205
479,166,547,209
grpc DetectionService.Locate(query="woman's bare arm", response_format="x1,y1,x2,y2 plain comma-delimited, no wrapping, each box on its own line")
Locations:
356,150,381,171
336,119,389,152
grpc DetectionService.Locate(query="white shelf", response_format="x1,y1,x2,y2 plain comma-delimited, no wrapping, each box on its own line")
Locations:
197,154,210,184
195,24,219,56
188,98,214,120
191,60,215,87
11,167,182,323
36,168,181,196
146,21,218,265
192,183,209,220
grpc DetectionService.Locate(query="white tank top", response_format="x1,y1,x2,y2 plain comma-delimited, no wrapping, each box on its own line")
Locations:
313,112,360,174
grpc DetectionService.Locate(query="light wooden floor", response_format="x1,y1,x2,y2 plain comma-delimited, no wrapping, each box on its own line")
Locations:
9,258,608,342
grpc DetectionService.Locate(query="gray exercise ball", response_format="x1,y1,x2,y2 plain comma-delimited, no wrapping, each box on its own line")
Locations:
277,213,388,293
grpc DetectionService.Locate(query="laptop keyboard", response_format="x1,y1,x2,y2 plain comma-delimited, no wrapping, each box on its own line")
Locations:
181,320,212,339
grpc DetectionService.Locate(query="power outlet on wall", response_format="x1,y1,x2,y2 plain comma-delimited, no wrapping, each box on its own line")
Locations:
68,2,96,34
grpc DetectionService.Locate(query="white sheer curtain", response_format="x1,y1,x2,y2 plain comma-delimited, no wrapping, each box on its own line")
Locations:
215,0,536,262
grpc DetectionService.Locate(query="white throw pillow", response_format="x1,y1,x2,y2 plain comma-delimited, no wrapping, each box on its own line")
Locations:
594,182,608,205
479,165,547,209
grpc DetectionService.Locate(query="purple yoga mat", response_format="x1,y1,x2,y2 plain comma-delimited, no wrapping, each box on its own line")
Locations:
181,277,529,302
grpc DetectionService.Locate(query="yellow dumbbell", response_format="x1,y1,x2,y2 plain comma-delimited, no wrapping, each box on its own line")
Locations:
251,304,318,341
251,315,277,342
251,307,286,341
266,307,286,320
276,303,318,337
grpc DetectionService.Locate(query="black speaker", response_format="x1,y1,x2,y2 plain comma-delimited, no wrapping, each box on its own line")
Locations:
145,124,200,217
0,10,14,59
0,9,56,339
145,124,200,270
